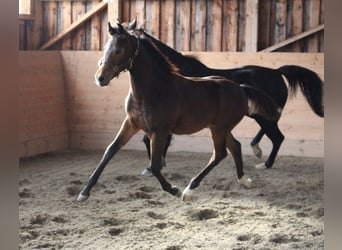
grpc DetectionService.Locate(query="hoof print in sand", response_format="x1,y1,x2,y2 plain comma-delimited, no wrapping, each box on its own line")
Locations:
108,227,124,236
30,214,49,225
103,218,123,226
116,174,140,183
52,214,68,223
188,208,219,221
65,186,81,196
19,188,33,198
129,191,152,199
147,211,165,220
269,233,300,244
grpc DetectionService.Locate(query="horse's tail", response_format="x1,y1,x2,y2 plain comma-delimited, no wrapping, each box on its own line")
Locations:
240,84,282,122
278,65,324,117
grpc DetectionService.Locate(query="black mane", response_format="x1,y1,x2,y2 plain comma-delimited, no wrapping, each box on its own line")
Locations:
140,30,209,71
138,36,179,74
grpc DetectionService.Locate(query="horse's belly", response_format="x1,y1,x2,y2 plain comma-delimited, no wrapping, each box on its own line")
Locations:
171,116,212,135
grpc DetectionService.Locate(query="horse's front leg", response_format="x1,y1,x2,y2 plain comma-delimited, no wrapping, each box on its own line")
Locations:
77,117,139,202
150,132,181,197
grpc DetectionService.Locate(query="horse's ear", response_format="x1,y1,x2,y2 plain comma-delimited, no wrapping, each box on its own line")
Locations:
108,22,116,36
127,17,137,30
117,22,126,34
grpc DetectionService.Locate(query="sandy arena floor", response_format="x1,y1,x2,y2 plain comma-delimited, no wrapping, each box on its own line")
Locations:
19,149,323,249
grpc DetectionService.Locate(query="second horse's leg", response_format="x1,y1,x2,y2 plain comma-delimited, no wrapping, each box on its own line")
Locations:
150,132,180,197
225,132,254,188
140,133,172,176
77,117,139,202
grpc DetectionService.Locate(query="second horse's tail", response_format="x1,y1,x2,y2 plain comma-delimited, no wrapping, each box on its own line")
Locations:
240,84,282,122
278,65,324,117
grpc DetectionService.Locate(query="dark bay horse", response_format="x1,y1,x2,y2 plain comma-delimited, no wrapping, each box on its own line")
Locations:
77,22,281,202
127,20,324,171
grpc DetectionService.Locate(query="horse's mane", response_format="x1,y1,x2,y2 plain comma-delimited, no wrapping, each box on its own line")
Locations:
140,30,209,70
138,35,179,74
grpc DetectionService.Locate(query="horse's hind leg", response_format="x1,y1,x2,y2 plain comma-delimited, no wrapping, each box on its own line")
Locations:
77,117,139,202
254,119,284,169
150,132,180,197
225,132,254,188
182,130,227,201
250,129,265,158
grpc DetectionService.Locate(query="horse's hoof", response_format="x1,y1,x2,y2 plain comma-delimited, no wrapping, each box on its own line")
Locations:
255,162,267,170
171,186,181,198
181,185,193,202
251,144,262,159
238,175,255,189
77,193,89,202
140,168,151,176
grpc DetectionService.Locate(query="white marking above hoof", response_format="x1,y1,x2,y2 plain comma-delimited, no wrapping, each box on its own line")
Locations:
77,193,89,202
238,175,255,189
140,168,151,176
251,144,262,159
181,185,194,202
255,162,268,170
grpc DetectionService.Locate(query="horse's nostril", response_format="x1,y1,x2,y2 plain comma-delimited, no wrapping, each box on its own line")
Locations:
98,76,104,82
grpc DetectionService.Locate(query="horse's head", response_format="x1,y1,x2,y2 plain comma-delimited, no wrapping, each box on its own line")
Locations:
95,22,139,87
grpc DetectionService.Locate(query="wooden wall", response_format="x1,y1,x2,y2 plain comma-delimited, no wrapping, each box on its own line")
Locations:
19,52,69,157
61,51,324,158
20,0,324,52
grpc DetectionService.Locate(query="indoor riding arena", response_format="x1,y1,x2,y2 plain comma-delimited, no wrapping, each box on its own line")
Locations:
19,1,324,249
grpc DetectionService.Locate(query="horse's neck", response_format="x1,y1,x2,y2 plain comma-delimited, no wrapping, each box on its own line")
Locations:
128,49,166,101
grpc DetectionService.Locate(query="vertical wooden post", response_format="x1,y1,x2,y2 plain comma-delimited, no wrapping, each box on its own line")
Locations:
222,0,238,52
245,0,258,52
274,0,287,47
107,0,121,24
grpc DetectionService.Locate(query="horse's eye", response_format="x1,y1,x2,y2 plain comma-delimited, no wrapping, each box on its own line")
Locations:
98,59,104,66
114,49,122,55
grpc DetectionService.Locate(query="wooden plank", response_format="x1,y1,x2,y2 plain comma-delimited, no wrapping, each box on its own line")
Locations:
237,0,246,51
275,0,287,45
107,0,121,23
145,0,160,38
61,1,72,49
222,0,238,51
190,0,206,51
208,0,223,51
90,0,101,50
175,0,191,51
245,0,258,52
305,0,320,52
287,0,303,52
40,1,107,50
319,0,324,52
160,1,175,47
257,0,271,50
26,0,43,49
268,0,277,47
121,0,130,22
259,24,324,52
100,11,108,49
72,1,86,50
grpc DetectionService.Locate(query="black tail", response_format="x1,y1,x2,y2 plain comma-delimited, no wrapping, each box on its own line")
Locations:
278,65,324,117
240,84,282,122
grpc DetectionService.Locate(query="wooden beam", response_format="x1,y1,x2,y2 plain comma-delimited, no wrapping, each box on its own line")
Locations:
259,24,324,52
107,0,121,24
39,1,107,50
245,0,258,52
